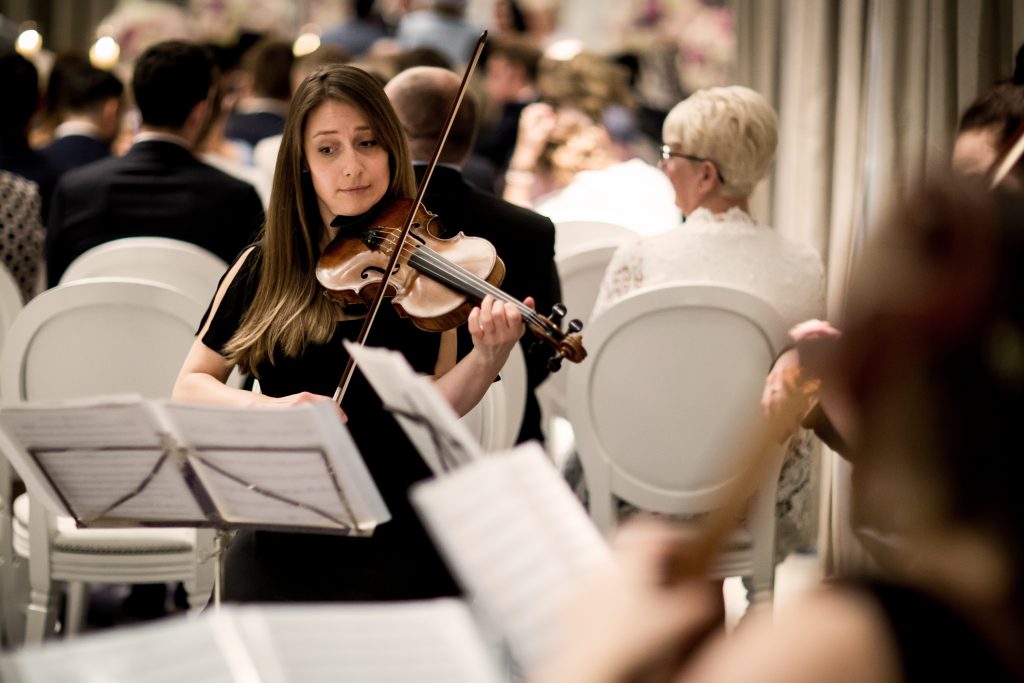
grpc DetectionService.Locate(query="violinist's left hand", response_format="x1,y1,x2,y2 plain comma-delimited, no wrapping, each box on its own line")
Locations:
468,294,530,361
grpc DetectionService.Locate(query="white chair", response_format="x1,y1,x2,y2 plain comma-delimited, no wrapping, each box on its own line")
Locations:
0,265,23,645
0,265,24,353
553,220,634,258
460,343,527,453
536,242,622,459
566,283,789,603
0,278,216,643
59,237,229,306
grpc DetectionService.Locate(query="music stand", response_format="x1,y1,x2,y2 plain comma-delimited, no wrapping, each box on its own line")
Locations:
0,396,390,609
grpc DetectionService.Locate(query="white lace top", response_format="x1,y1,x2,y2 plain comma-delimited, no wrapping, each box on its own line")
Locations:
592,206,825,326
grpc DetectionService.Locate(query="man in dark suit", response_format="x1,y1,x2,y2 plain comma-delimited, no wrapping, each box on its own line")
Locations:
224,39,293,149
46,41,264,287
40,60,124,176
386,65,562,445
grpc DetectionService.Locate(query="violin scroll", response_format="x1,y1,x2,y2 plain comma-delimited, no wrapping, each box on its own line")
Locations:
532,303,586,372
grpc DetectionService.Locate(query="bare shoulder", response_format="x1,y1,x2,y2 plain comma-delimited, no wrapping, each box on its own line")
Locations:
682,586,902,683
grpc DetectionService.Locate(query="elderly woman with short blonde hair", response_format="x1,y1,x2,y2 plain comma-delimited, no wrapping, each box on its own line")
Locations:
590,85,826,562
593,85,823,328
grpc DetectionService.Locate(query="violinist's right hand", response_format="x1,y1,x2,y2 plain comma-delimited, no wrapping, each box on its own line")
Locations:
258,391,348,423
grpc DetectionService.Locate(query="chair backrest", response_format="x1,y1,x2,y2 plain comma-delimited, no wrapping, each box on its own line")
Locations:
554,220,634,258
459,343,527,453
59,237,228,307
538,242,622,424
566,283,789,530
0,278,206,402
0,266,24,367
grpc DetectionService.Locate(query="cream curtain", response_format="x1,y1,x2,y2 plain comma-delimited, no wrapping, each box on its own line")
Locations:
734,0,1024,575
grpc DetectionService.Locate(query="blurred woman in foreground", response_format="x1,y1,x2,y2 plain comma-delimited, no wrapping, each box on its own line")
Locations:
531,177,1024,683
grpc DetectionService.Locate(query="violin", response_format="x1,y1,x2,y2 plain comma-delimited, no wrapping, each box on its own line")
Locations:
316,198,587,370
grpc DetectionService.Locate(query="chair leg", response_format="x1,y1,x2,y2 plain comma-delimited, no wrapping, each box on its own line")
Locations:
183,578,210,613
1,554,27,647
24,586,58,644
63,581,88,636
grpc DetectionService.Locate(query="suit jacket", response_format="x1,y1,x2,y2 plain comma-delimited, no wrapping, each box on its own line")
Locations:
224,111,286,149
46,140,264,286
40,134,111,177
416,164,562,444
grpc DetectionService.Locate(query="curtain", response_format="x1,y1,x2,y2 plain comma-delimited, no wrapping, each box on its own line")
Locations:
734,0,1024,575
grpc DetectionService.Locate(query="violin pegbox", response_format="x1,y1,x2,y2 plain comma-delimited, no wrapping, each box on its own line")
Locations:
529,302,586,372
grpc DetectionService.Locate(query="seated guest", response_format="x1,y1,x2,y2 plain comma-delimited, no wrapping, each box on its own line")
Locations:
224,39,294,150
952,81,1024,184
502,51,679,234
474,36,542,172
46,40,264,286
589,85,825,561
593,86,824,326
321,0,389,59
0,51,59,222
530,177,1024,683
40,60,124,176
394,0,482,69
385,65,562,445
0,170,45,302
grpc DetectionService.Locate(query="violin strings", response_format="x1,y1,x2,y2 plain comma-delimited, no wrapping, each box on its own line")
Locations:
367,229,553,330
382,239,550,330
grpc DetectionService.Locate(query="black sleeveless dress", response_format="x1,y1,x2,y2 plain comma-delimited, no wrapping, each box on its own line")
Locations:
199,244,460,601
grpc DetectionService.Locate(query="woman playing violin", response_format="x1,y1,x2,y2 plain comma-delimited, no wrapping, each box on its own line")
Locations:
172,64,528,601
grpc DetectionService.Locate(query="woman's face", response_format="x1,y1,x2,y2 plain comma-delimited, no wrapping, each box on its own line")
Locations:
304,99,391,227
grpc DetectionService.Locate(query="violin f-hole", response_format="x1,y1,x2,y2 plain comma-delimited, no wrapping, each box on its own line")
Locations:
360,264,400,280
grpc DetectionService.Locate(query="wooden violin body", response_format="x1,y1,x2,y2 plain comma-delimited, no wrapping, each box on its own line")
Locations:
317,199,506,331
316,197,586,369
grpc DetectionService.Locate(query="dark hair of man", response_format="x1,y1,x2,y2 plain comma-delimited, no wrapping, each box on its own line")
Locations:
61,62,124,114
355,0,379,20
958,82,1024,148
244,39,295,101
486,36,541,82
0,51,39,135
132,40,215,129
393,46,453,73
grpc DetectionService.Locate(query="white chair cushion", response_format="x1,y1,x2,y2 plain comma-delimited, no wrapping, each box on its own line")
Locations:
13,494,195,557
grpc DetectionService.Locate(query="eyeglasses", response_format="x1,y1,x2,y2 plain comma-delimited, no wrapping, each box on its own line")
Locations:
660,145,726,184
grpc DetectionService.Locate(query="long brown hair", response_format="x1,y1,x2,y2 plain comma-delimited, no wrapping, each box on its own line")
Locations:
224,65,416,372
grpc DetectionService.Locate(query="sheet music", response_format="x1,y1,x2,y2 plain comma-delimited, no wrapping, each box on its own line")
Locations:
0,604,503,683
0,400,163,450
0,399,180,519
0,613,239,683
35,449,205,523
411,443,614,668
344,341,484,473
234,601,504,683
190,449,358,531
163,401,390,533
